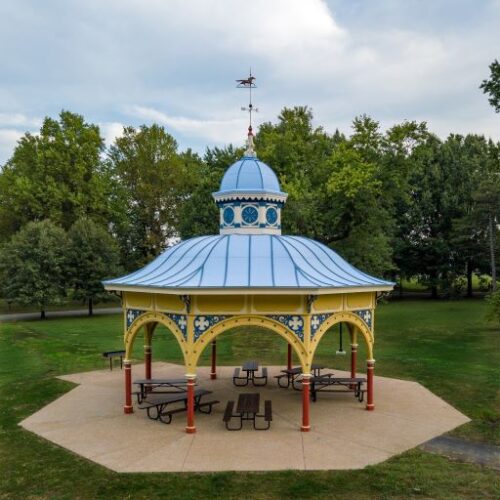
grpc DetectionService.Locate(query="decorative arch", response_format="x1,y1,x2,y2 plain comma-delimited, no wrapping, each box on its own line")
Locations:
310,311,374,360
191,314,310,371
125,310,188,365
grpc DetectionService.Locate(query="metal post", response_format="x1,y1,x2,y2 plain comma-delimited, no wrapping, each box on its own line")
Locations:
366,360,375,411
186,376,196,433
124,361,133,414
210,340,217,380
301,374,311,432
287,343,292,370
350,343,358,389
145,345,152,380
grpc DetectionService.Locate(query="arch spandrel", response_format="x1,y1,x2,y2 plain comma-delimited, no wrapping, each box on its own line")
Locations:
124,311,188,364
310,311,374,360
190,314,311,371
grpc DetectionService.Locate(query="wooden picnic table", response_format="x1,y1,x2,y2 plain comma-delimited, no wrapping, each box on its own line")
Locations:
276,364,326,389
223,393,272,430
310,375,366,402
133,378,189,404
138,388,218,424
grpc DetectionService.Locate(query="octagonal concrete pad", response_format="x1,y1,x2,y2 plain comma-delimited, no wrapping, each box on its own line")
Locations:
20,362,469,472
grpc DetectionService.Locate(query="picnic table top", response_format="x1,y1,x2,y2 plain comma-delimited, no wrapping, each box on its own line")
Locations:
142,388,211,406
281,364,326,375
242,360,259,371
311,376,366,384
237,392,260,414
102,350,125,357
133,378,188,385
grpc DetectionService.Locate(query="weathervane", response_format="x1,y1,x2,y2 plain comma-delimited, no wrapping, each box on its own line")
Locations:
236,69,258,156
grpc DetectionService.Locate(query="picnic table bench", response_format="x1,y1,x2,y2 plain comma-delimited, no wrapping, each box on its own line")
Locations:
223,393,272,430
138,388,219,424
102,350,125,370
233,361,268,387
275,364,326,390
310,375,366,402
133,378,189,404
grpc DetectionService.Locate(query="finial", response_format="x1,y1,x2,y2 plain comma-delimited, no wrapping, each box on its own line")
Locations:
237,69,258,153
245,125,256,157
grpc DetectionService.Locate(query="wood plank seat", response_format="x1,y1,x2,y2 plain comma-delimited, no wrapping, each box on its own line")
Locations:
254,400,272,430
310,376,366,402
223,400,242,431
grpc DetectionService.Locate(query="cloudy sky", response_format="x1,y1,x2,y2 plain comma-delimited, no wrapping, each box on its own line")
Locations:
0,0,499,163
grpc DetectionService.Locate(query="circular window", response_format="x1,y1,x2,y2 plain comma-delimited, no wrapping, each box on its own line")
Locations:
223,206,235,225
266,207,278,225
241,205,259,224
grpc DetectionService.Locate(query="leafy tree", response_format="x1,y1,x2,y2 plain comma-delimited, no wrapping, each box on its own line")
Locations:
0,111,111,238
67,218,121,315
107,125,199,269
480,59,500,112
0,220,69,319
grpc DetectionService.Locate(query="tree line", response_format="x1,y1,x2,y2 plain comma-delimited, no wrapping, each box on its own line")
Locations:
0,75,499,316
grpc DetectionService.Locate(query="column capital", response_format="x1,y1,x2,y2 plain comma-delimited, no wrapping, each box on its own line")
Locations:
185,373,197,380
124,359,132,366
367,359,375,366
350,343,359,348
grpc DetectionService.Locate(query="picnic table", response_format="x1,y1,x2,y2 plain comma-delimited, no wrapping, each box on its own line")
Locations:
275,364,326,390
310,375,366,402
223,393,272,430
133,378,189,404
102,350,125,370
138,388,219,424
233,360,268,387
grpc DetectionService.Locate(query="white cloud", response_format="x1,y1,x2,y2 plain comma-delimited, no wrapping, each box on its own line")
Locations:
0,113,41,128
0,129,24,165
100,122,125,147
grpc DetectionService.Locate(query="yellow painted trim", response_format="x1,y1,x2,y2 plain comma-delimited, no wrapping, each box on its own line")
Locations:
191,314,310,372
124,311,188,366
311,311,374,360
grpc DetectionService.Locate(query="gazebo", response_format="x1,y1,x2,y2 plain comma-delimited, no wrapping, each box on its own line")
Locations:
103,128,394,433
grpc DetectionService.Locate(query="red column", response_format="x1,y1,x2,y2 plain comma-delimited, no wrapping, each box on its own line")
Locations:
350,343,357,389
366,360,375,411
301,375,311,432
124,361,133,414
210,340,217,380
145,345,152,380
186,377,196,433
287,344,293,370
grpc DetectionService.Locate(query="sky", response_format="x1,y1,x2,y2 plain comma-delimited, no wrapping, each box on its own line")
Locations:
0,0,499,164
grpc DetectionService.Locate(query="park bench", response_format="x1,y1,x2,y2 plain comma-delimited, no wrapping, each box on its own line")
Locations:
310,375,366,402
232,367,248,386
102,350,125,370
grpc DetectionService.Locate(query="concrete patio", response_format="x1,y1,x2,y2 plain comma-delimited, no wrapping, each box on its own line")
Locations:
20,362,469,472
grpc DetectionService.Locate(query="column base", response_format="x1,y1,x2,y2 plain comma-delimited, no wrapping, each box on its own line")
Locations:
210,373,217,380
185,426,197,434
123,405,134,414
366,403,375,411
300,425,311,432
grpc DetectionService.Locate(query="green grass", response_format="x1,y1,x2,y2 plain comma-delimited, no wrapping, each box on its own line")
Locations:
0,300,499,499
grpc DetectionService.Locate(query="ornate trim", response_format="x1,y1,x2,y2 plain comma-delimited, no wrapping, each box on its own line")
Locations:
267,315,304,340
126,308,145,328
353,309,373,330
163,313,188,340
310,313,332,338
194,315,229,341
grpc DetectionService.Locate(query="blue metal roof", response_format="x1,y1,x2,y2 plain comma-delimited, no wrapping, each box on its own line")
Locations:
214,156,286,197
103,235,393,290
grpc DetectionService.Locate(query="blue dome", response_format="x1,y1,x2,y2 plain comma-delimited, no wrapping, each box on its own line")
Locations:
215,156,285,197
103,235,394,291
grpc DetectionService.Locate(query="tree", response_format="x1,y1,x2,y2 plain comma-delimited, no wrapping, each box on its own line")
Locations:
0,220,69,319
480,59,500,112
0,111,112,238
67,218,121,315
107,125,199,270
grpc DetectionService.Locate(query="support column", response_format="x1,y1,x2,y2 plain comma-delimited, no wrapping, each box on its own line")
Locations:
210,340,217,380
350,343,358,389
144,345,152,380
287,343,292,370
366,359,375,411
301,374,311,432
185,375,196,433
123,360,133,414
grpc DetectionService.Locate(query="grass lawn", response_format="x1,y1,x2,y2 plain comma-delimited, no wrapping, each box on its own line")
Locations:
0,300,499,499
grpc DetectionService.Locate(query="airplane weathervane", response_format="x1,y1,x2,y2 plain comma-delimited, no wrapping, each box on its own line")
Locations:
236,69,258,156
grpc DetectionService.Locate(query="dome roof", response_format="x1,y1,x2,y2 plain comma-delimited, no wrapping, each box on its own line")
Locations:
214,156,286,198
103,234,393,292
